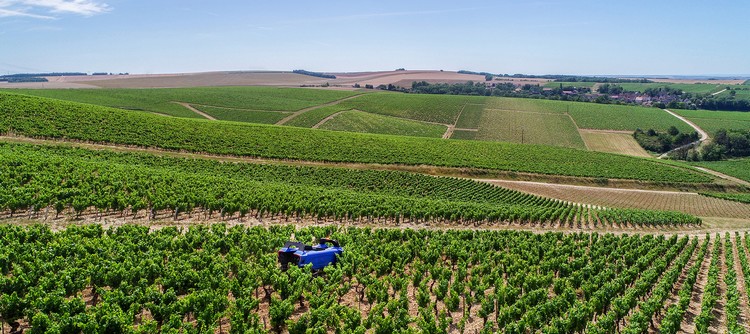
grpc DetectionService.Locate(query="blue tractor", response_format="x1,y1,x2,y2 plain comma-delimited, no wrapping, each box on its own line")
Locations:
278,238,343,271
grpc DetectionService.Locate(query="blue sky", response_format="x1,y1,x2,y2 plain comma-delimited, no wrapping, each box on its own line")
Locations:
1,0,748,75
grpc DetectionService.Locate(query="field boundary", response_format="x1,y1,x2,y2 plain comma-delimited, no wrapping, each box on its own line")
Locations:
181,103,294,113
694,167,750,187
311,109,349,129
173,102,216,120
565,112,590,150
275,93,366,125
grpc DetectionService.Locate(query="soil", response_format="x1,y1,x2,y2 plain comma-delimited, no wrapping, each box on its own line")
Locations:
708,240,726,334
731,234,750,332
680,238,713,334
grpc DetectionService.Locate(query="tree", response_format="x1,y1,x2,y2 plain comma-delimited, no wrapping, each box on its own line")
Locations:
485,74,493,81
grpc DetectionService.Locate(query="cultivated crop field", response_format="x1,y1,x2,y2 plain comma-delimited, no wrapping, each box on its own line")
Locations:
578,130,652,158
617,82,727,94
487,180,750,219
693,158,750,183
454,103,484,129
193,105,290,124
318,110,447,138
338,92,483,124
3,87,361,118
6,224,750,333
0,92,713,183
474,109,585,149
0,142,699,228
484,97,692,132
542,81,597,88
672,109,750,135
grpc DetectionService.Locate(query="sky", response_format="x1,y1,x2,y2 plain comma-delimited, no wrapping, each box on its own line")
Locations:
1,0,749,76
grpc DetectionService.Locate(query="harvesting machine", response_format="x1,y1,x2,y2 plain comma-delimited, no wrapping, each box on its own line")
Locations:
278,238,343,271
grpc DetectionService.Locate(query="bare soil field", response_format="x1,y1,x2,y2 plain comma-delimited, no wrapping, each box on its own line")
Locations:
484,179,750,220
579,129,652,158
0,81,99,89
1,70,492,89
80,71,329,88
332,70,486,87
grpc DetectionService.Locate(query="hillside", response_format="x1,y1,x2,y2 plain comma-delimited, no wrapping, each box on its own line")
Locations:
0,92,712,183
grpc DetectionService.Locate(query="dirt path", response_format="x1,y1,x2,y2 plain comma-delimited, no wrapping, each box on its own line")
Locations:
275,94,365,125
565,112,590,150
711,89,728,96
311,110,347,129
184,103,293,113
659,109,710,159
732,234,750,332
173,102,216,120
442,125,455,139
443,103,468,139
680,239,712,333
694,166,750,187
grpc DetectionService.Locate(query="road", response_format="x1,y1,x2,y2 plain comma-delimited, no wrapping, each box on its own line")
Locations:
659,109,710,159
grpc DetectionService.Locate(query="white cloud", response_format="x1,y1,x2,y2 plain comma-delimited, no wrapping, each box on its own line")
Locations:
0,7,54,18
0,0,109,18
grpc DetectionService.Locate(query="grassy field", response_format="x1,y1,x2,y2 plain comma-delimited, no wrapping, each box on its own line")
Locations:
455,103,484,128
579,130,652,158
484,97,691,132
193,105,289,124
284,105,352,128
693,158,750,183
672,109,750,135
0,92,714,183
474,109,586,149
318,110,447,138
617,82,726,94
338,92,484,124
3,87,361,117
543,81,597,88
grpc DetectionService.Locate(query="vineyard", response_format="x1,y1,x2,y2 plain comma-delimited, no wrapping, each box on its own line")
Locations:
672,109,750,136
337,93,481,124
4,225,750,333
191,106,289,124
0,142,700,228
483,98,692,132
693,158,750,183
0,92,713,183
317,110,447,138
1,87,360,118
473,109,585,149
487,180,750,219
